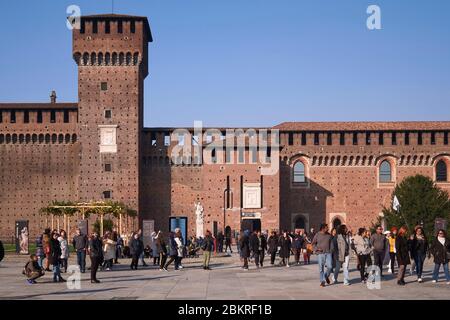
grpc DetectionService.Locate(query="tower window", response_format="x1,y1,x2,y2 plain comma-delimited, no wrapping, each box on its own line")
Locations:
105,21,110,34
130,20,136,33
0,111,2,123
404,132,410,145
63,110,69,123
352,132,358,145
151,132,157,146
378,132,384,145
301,132,307,145
118,21,123,33
293,161,306,183
379,160,392,183
92,21,98,33
392,132,397,145
339,132,345,145
101,82,108,91
10,111,16,123
288,132,293,146
436,160,447,182
50,110,56,123
444,132,448,145
314,133,319,145
418,132,423,145
365,132,371,145
103,191,111,199
431,132,436,145
164,133,170,146
37,111,43,123
327,133,332,145
105,110,112,119
104,164,112,172
24,111,29,123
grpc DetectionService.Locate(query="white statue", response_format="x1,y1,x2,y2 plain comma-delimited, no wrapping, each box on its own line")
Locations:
194,201,204,238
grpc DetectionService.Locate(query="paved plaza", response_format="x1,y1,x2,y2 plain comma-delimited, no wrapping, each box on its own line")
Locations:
0,250,449,300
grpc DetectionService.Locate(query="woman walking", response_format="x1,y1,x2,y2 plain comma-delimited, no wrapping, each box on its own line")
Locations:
278,230,292,267
429,229,450,284
334,224,350,285
411,226,428,283
130,232,144,270
35,232,45,268
267,231,279,265
50,231,65,282
353,228,371,283
58,230,69,273
102,232,117,271
395,226,410,286
239,230,251,270
151,231,160,266
303,232,312,265
164,231,180,271
157,231,168,270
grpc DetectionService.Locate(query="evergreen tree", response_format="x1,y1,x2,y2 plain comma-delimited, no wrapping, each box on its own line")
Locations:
381,175,450,237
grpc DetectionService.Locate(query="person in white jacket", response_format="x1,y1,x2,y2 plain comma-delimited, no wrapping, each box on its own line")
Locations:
58,230,69,273
353,228,372,283
102,232,117,271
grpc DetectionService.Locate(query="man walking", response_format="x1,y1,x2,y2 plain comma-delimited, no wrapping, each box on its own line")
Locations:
293,230,304,265
250,230,267,268
370,225,386,277
312,223,332,287
88,232,102,283
72,228,88,273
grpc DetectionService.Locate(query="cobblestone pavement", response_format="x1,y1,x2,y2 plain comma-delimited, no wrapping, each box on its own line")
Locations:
0,251,449,300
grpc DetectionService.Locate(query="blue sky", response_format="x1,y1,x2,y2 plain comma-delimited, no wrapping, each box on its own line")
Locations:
0,0,449,127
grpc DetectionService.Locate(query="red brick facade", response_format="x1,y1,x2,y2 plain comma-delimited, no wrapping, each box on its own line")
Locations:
1,15,449,240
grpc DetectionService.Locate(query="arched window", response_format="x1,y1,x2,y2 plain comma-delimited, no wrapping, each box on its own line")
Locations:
436,160,448,182
293,161,306,183
379,160,392,182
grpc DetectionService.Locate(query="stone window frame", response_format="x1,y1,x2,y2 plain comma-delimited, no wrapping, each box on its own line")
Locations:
290,155,310,189
433,155,450,184
376,155,397,188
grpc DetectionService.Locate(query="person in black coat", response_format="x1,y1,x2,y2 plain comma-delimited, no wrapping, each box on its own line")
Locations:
217,231,224,253
0,240,4,263
395,226,410,286
224,233,232,253
429,229,450,283
279,231,292,267
292,230,305,266
239,230,251,270
130,232,144,270
411,226,428,282
88,232,103,283
50,232,65,283
250,230,267,268
267,231,279,265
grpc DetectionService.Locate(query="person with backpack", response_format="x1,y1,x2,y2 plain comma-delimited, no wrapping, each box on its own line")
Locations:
334,224,350,285
23,254,44,284
292,230,304,266
202,230,215,270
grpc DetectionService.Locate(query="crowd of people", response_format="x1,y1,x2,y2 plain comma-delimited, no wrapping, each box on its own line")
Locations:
22,223,450,288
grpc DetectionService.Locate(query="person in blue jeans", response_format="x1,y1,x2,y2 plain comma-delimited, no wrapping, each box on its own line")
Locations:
429,229,450,284
72,228,88,273
312,223,332,287
411,226,428,283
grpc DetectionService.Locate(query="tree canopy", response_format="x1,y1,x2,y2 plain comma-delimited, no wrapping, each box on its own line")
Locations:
381,174,450,237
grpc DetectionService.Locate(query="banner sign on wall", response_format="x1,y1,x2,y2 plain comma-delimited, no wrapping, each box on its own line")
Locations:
15,220,29,255
142,220,155,247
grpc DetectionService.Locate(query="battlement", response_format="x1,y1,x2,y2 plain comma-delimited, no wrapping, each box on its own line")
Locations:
73,14,152,75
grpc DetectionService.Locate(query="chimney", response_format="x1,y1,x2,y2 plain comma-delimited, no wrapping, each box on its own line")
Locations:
50,91,57,103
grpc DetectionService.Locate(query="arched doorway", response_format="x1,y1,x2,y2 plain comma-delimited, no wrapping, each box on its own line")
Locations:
295,216,306,229
332,218,342,229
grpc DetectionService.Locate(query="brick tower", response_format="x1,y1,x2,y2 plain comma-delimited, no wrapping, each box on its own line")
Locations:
72,14,152,219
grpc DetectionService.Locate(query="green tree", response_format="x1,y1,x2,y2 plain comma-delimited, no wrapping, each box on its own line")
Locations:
381,175,450,237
